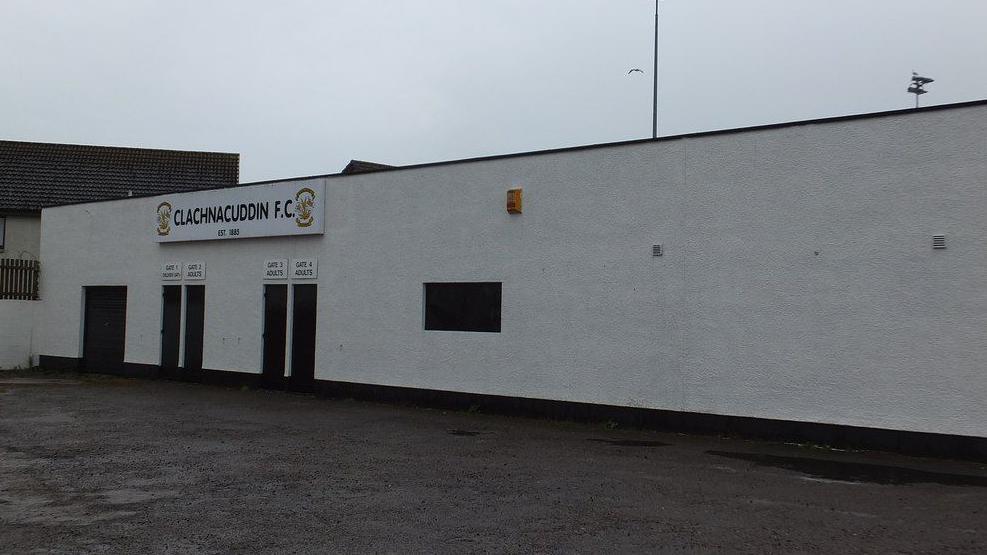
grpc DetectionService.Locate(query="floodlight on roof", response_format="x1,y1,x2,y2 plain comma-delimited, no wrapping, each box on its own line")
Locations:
908,72,934,107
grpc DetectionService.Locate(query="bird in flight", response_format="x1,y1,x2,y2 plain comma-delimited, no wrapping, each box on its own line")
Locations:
627,68,644,74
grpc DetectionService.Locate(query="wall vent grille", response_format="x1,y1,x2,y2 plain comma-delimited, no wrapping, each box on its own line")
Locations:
652,244,663,257
932,235,946,249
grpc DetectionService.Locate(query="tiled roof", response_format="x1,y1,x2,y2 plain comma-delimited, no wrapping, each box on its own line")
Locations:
341,159,393,175
0,140,239,212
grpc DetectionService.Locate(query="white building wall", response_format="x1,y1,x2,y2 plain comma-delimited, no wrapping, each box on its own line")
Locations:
38,105,987,437
0,300,37,369
0,214,41,260
0,216,41,368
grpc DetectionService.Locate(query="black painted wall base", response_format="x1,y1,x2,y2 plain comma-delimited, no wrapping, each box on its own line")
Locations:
38,355,81,371
38,355,987,461
38,356,263,388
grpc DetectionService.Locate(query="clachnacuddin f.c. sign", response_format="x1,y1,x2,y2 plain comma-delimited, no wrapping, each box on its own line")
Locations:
153,182,325,242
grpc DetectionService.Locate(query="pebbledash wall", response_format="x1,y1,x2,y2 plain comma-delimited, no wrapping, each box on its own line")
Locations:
37,102,987,440
0,215,41,260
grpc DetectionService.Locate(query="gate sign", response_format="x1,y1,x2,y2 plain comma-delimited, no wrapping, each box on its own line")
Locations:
292,258,317,279
154,181,325,242
184,262,206,280
161,263,182,281
263,259,288,280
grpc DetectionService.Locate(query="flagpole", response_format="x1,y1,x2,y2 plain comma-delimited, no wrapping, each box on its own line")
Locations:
652,0,659,139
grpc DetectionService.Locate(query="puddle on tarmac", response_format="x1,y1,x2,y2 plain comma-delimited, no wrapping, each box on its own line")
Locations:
707,451,987,486
448,430,482,436
587,439,669,447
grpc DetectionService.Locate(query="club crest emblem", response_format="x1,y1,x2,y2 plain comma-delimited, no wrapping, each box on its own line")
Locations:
294,187,316,228
156,202,172,235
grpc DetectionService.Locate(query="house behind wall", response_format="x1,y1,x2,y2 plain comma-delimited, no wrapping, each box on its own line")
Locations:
35,101,987,452
0,140,239,368
0,140,240,260
0,215,41,260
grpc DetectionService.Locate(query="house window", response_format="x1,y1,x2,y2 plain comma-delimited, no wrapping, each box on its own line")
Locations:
424,282,502,332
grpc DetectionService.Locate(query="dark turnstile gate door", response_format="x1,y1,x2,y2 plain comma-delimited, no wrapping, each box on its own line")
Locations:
290,284,318,388
262,284,288,384
183,285,205,370
83,286,128,372
161,285,182,369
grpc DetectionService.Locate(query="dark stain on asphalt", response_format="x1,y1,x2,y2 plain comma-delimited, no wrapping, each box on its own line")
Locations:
587,439,669,448
448,429,482,436
707,451,987,486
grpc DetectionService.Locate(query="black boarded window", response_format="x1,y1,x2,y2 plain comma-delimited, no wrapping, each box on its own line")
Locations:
424,282,502,333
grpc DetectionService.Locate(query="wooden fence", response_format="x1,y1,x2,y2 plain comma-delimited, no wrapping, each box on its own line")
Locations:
0,259,40,300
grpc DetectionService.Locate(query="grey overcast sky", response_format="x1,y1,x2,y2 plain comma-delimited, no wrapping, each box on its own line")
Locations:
2,0,986,183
